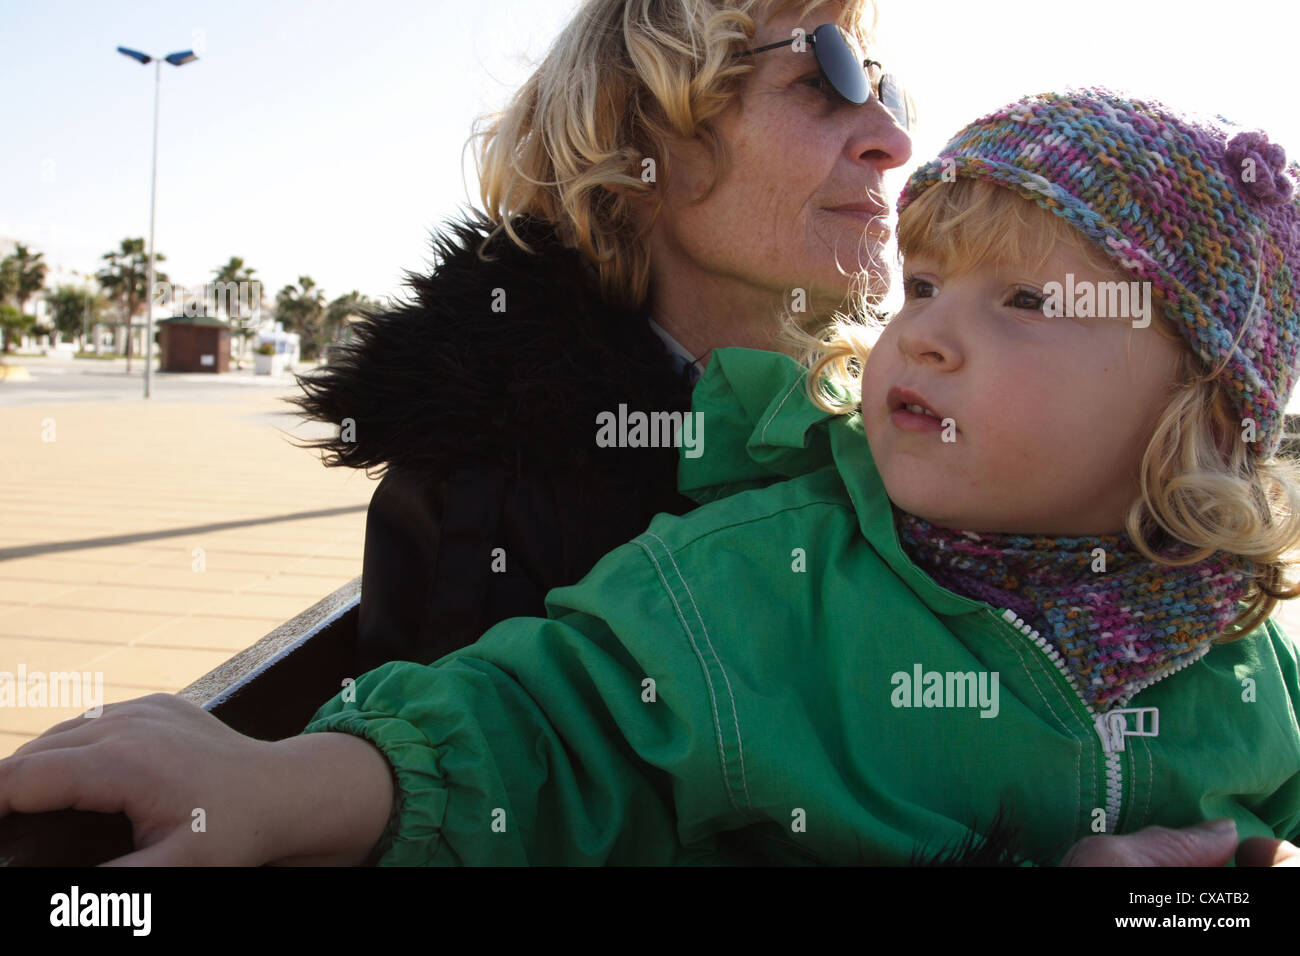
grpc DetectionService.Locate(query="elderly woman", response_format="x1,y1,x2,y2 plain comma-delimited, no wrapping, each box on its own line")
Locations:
289,0,910,671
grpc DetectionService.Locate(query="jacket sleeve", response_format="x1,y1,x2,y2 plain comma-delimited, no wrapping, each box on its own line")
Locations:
302,537,738,865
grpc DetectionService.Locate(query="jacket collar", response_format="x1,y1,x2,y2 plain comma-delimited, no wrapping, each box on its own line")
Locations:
680,346,987,617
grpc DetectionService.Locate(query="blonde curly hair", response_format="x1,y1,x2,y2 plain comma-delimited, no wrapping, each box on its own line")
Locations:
807,178,1300,640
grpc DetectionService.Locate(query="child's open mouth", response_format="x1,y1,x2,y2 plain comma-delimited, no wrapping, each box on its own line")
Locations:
887,387,947,433
891,406,945,432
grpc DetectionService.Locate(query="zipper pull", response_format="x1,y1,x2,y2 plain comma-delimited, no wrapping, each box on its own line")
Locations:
1094,707,1160,753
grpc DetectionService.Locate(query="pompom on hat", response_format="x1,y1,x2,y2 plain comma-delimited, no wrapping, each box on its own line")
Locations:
897,88,1300,459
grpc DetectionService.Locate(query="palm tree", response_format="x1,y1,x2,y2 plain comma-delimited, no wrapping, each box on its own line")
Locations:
0,244,49,351
97,238,166,372
212,256,261,368
0,257,17,354
274,276,326,361
322,290,379,357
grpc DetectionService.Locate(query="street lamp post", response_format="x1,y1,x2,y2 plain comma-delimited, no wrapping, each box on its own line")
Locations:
117,46,198,399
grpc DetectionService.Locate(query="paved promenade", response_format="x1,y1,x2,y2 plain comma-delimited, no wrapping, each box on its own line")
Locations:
0,355,375,757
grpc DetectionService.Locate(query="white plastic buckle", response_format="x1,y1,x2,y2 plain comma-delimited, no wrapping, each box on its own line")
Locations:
1095,707,1160,753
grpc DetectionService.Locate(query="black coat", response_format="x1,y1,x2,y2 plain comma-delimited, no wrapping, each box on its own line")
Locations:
288,213,698,671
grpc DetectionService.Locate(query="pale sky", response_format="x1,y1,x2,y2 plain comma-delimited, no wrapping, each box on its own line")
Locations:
3,0,1298,308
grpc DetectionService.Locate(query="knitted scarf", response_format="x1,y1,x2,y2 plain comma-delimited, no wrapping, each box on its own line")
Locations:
893,507,1254,713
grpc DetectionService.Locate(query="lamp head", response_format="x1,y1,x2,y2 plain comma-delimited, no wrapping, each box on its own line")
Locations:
116,46,151,65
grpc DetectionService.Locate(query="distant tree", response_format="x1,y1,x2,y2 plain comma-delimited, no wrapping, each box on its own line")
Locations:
0,244,48,351
0,259,16,352
11,243,48,312
0,303,32,354
97,238,166,370
275,276,326,360
212,256,262,365
46,284,107,350
323,290,379,346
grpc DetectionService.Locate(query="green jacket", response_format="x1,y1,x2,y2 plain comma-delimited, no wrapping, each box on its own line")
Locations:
303,347,1300,865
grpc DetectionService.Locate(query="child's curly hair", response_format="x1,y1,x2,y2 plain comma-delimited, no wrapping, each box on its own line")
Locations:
801,178,1300,639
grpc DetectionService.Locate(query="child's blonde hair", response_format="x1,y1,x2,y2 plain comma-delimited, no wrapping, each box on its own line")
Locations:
471,0,878,310
807,178,1300,639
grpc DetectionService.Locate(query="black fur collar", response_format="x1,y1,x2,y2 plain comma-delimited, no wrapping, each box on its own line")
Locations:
287,212,694,480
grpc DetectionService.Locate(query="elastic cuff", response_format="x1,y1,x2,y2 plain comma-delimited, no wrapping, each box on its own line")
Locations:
301,711,450,866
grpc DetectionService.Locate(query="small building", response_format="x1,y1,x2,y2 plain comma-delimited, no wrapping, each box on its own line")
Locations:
158,316,231,373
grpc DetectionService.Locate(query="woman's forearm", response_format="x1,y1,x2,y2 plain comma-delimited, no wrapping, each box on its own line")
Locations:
265,731,396,866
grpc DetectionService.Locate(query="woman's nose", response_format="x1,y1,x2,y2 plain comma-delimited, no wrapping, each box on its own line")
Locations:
847,98,913,170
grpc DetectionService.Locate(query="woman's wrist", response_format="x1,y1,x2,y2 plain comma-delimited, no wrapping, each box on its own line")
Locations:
262,731,396,866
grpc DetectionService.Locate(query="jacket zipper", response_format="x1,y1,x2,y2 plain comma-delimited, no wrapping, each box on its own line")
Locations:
996,608,1174,834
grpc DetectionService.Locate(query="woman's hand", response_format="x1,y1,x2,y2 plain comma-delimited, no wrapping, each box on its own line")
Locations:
0,693,394,866
1060,818,1300,866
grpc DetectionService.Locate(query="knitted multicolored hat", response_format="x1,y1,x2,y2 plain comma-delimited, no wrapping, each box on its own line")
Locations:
897,88,1300,459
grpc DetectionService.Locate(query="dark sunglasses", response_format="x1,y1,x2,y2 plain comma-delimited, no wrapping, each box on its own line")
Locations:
733,23,913,129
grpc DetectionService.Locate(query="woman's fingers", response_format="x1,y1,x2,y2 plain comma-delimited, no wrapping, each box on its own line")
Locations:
0,744,122,817
1236,836,1300,867
1060,820,1238,866
11,716,101,755
98,831,216,867
9,692,177,759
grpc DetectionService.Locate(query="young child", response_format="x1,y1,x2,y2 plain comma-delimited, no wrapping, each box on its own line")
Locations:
4,88,1300,866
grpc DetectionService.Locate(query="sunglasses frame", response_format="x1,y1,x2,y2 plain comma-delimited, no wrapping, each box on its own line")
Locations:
734,23,913,129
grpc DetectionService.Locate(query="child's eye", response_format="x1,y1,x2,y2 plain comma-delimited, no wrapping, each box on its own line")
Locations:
1007,288,1045,311
903,275,937,299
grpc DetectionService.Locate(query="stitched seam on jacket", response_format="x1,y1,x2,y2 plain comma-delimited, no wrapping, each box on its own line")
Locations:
633,535,743,813
992,621,1087,841
759,369,810,445
1135,734,1152,829
657,493,847,554
646,531,752,807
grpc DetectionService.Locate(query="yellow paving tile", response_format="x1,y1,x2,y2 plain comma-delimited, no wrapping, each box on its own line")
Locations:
0,606,177,644
32,584,223,616
91,645,235,689
0,580,83,605
138,617,291,653
1,637,135,672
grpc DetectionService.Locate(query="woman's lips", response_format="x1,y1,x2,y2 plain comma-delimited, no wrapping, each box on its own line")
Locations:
825,205,892,239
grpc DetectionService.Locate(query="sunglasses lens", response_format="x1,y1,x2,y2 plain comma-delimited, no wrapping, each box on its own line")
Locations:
878,73,909,128
813,24,869,105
